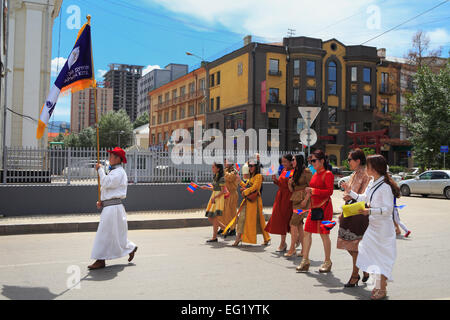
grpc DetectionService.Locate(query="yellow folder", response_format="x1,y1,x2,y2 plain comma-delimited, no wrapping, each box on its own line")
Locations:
342,201,366,218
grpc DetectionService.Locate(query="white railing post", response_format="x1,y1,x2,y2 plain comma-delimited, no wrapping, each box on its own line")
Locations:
67,147,71,185
134,150,138,184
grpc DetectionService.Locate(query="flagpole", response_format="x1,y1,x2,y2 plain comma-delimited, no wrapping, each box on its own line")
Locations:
87,14,101,203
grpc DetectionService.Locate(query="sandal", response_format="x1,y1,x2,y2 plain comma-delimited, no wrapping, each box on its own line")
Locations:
128,247,138,262
371,289,387,300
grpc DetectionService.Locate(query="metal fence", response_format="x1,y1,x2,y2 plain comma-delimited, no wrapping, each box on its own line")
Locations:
2,147,303,185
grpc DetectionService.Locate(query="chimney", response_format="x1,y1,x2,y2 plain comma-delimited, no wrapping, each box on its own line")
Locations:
377,48,386,60
244,35,252,46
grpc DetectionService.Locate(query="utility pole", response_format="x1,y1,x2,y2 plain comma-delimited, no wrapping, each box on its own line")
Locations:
287,28,296,38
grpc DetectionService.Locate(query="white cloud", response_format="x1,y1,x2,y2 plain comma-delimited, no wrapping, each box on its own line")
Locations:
427,28,450,46
51,57,67,76
97,69,107,79
142,64,162,75
149,0,449,58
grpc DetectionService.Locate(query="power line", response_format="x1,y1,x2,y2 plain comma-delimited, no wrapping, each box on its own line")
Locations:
361,0,450,45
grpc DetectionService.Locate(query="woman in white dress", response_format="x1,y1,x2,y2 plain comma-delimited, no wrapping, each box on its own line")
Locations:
342,154,400,300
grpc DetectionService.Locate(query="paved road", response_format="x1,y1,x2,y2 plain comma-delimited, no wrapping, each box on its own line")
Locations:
0,192,449,300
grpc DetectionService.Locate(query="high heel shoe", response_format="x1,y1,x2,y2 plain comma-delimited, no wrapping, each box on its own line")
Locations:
362,272,370,283
319,260,332,273
284,250,296,257
263,239,271,246
371,289,387,300
276,244,287,252
344,275,360,288
296,258,310,273
232,239,242,247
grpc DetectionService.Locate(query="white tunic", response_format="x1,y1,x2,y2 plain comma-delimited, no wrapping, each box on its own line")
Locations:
91,165,136,260
350,176,397,280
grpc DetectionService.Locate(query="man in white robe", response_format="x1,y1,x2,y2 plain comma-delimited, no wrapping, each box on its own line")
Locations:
88,147,137,270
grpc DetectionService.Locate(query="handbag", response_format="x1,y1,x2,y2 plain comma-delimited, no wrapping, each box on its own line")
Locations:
310,198,329,221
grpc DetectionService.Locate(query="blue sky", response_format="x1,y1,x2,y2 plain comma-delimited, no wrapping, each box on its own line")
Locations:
50,0,450,123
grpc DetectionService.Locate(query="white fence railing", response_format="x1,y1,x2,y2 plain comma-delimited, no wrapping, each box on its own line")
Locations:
2,147,304,185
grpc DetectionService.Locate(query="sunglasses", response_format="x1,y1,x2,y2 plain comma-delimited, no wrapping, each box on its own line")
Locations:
248,164,257,168
310,159,319,163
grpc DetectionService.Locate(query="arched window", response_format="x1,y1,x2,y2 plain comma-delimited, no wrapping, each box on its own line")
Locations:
328,61,337,95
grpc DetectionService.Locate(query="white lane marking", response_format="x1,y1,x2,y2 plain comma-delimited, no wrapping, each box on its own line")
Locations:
0,254,168,269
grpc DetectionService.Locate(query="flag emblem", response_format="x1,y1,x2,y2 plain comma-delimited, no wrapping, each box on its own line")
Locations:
187,182,199,193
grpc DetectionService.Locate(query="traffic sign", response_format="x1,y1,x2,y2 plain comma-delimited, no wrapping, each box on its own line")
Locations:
300,128,317,146
440,146,448,153
298,106,321,124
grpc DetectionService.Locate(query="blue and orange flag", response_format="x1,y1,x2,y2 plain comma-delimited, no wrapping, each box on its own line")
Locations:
293,209,304,215
264,164,276,175
235,163,241,171
206,183,213,188
281,170,293,178
187,182,199,193
37,16,95,139
320,220,336,232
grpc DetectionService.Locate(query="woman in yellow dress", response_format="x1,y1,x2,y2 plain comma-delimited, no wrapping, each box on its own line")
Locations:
201,162,227,243
233,159,271,246
219,159,240,237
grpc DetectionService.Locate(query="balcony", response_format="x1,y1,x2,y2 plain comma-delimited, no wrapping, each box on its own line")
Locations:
379,86,395,95
268,70,282,76
154,90,205,111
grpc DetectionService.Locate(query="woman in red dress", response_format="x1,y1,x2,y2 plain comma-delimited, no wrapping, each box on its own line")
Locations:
265,154,294,252
296,150,334,273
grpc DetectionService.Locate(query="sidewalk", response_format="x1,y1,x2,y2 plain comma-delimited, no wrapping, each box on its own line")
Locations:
0,192,345,236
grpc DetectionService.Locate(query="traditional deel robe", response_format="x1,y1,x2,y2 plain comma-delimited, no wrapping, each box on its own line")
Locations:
237,173,271,244
91,165,136,260
350,177,397,281
205,175,225,218
218,169,239,230
265,168,293,235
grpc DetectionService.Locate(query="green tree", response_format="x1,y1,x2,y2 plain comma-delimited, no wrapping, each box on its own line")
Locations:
402,61,450,169
133,112,149,129
98,109,133,148
63,132,80,148
78,127,96,148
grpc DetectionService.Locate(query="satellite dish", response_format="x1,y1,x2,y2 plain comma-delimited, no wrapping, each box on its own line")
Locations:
300,128,317,146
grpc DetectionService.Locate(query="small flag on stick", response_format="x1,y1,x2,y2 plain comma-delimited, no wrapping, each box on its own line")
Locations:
235,163,241,171
293,209,304,215
187,182,199,193
282,170,293,178
265,164,276,175
320,220,336,232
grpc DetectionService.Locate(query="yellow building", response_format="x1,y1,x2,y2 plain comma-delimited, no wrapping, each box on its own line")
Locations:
149,67,206,148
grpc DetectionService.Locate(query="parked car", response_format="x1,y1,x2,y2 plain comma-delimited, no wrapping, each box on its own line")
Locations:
337,171,402,191
63,160,109,178
399,170,450,199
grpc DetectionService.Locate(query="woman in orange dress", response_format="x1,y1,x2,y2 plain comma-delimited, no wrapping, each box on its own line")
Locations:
296,150,334,273
265,154,294,252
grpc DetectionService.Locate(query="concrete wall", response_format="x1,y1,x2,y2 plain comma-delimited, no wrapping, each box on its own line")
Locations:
0,183,278,217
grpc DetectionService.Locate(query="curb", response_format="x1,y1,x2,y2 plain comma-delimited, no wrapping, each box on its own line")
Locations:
0,214,273,236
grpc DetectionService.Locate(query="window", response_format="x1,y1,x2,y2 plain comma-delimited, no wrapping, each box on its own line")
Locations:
225,111,246,130
216,72,221,85
210,98,214,110
328,61,337,95
158,133,162,144
152,116,155,125
180,86,186,97
293,59,300,76
363,122,372,131
293,88,300,104
199,78,205,90
198,102,205,114
350,94,357,109
158,114,162,124
269,59,279,73
268,118,279,129
188,105,195,116
306,89,316,104
350,122,357,132
172,110,177,121
363,67,371,83
381,72,389,93
269,88,279,103
164,112,169,123
180,107,185,119
306,60,315,77
189,82,195,93
237,62,243,76
419,172,432,180
381,98,389,114
165,92,170,102
172,89,177,99
328,107,337,123
158,95,162,104
432,172,449,180
210,74,215,87
216,97,220,110
363,95,371,109
351,67,357,82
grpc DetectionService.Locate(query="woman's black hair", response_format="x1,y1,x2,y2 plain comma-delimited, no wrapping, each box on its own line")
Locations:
367,155,401,198
213,163,224,182
292,154,306,186
282,154,294,162
312,149,331,171
349,148,367,166
248,161,261,177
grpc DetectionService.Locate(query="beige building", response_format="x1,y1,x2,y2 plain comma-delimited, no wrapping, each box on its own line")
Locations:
1,0,62,152
70,87,113,133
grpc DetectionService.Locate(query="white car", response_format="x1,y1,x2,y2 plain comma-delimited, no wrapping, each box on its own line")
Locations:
399,170,450,199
